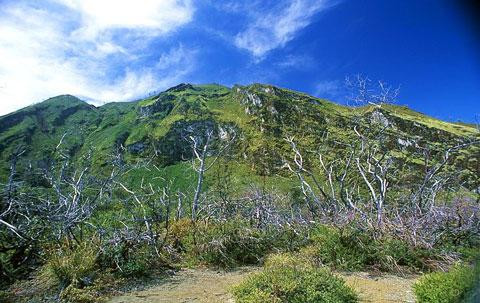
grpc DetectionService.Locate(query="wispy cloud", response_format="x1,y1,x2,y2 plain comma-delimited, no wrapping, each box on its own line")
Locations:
55,0,194,40
314,79,343,99
0,0,196,115
276,54,315,69
234,0,336,60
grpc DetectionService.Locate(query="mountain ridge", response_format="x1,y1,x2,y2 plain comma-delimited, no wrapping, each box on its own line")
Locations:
0,83,478,190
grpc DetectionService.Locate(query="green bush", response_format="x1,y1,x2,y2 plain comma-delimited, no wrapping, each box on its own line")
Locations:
232,253,358,303
195,222,270,267
60,285,97,303
414,265,478,303
47,243,98,288
98,241,156,278
0,290,12,303
170,219,309,268
305,225,432,271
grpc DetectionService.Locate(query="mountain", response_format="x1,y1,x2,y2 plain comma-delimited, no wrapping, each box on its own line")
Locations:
0,83,478,192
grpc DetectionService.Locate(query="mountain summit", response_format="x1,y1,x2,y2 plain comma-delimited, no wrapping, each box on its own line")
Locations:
0,83,477,186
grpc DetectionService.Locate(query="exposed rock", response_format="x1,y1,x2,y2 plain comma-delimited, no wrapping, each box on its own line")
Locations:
261,86,275,95
371,110,391,127
139,94,175,117
397,138,413,147
127,141,146,154
267,105,278,115
246,92,263,107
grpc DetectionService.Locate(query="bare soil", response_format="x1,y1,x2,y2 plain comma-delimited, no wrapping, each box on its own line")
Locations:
341,271,418,303
107,267,418,303
108,267,258,303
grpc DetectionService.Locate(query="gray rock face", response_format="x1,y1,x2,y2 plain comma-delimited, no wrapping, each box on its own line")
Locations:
371,110,391,127
397,138,413,147
139,94,175,117
246,92,263,107
127,141,146,154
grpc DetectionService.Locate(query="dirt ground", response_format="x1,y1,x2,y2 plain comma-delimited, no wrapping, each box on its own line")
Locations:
108,267,418,303
341,271,418,303
108,267,257,303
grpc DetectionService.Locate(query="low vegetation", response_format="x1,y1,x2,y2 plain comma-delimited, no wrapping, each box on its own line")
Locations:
301,225,438,272
232,253,358,303
0,80,479,302
414,264,479,303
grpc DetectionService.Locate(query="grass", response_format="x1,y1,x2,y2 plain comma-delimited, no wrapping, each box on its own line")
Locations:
1,82,476,185
232,253,358,303
382,103,478,136
414,264,479,303
1,83,478,303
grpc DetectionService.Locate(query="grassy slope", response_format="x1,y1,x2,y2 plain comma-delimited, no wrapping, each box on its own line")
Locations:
0,84,477,192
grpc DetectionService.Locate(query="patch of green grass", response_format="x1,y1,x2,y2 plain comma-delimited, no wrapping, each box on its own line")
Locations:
414,264,479,303
47,242,98,288
168,219,309,268
232,252,358,303
302,225,435,272
383,104,478,136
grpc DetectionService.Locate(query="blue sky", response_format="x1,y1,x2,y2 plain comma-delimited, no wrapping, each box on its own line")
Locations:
0,0,478,121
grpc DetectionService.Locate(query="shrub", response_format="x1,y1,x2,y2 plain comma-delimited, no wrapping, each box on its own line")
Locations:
47,243,98,288
0,244,37,288
60,284,97,303
195,222,270,267
305,225,433,272
0,290,12,303
98,241,156,278
263,252,313,270
232,253,358,303
170,219,309,268
414,264,478,303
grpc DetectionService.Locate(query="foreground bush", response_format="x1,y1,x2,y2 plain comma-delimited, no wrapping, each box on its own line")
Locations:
232,253,358,303
60,284,97,303
47,242,98,288
98,241,156,278
170,219,309,268
304,225,434,272
43,238,167,302
414,264,478,303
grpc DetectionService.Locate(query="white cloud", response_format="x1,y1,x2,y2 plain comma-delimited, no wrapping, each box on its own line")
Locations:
314,79,342,99
0,0,196,115
156,44,197,70
56,0,193,39
276,54,315,69
234,0,335,60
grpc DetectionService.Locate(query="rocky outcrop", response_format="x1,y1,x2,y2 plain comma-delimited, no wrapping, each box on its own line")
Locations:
139,94,175,117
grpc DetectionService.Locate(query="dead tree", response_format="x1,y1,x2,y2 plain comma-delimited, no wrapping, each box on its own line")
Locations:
353,124,398,227
1,134,117,245
283,76,400,227
187,127,236,221
409,140,480,212
345,74,400,107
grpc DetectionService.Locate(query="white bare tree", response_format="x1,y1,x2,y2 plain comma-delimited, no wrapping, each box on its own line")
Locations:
187,127,236,221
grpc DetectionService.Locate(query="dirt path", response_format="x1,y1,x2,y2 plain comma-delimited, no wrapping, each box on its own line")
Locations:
108,267,417,303
341,272,418,303
108,267,258,303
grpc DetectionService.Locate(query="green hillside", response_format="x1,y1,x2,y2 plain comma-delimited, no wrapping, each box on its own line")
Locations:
1,83,479,302
0,83,477,192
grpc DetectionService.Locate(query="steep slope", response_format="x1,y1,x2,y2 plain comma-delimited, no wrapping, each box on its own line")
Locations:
0,95,99,173
0,84,477,191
